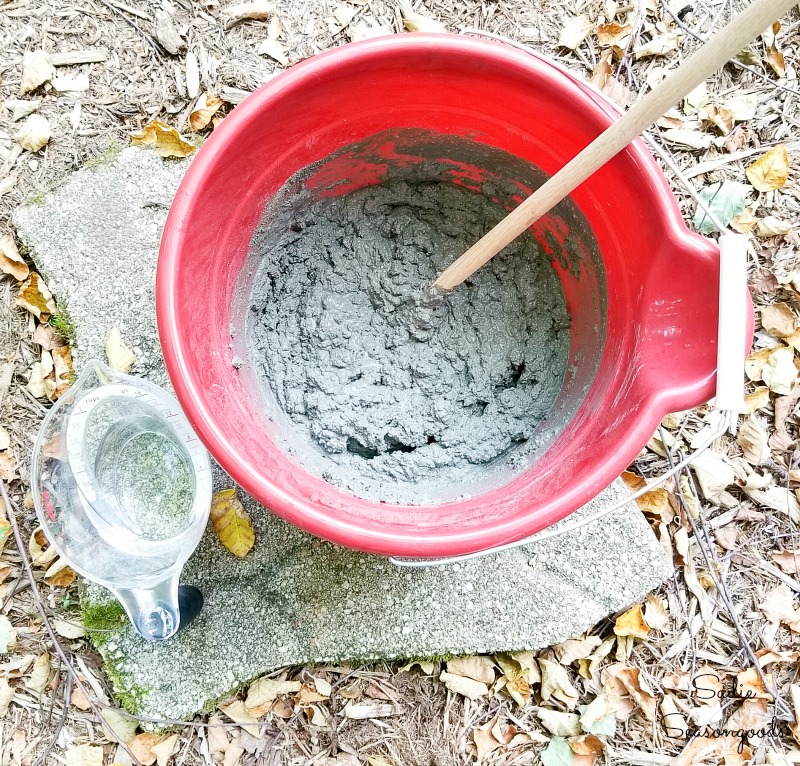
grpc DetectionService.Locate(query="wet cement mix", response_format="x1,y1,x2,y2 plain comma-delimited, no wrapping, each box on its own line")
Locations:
248,179,570,503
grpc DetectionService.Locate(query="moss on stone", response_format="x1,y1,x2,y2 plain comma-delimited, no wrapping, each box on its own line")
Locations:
81,598,126,637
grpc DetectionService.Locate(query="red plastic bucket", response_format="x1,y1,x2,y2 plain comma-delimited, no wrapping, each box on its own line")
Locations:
157,34,750,558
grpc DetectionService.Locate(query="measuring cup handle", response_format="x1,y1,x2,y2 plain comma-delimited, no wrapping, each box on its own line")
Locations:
176,585,204,633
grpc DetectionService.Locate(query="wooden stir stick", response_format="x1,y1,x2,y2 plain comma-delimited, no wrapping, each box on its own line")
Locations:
431,0,795,293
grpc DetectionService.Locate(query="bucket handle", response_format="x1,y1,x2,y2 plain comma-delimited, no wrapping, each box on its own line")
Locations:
389,234,749,568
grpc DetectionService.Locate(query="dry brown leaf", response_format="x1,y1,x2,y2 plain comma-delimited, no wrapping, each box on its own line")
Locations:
472,719,504,763
0,235,28,281
790,685,800,746
53,619,84,639
219,699,260,735
714,525,738,551
44,557,76,587
210,488,256,558
131,121,196,158
503,674,531,707
446,655,495,685
771,550,800,574
617,666,657,722
601,667,636,721
189,93,224,132
52,346,73,399
634,33,679,58
16,114,51,152
589,49,631,108
759,583,800,629
64,745,104,766
757,216,792,238
570,734,605,765
510,651,540,684
222,1,273,28
439,670,488,699
661,693,689,738
32,323,65,351
0,513,11,555
26,652,51,693
762,303,797,338
105,327,136,373
642,593,669,631
245,677,301,710
0,678,14,717
20,51,54,95
699,104,734,135
129,733,159,766
538,658,580,710
258,38,289,65
746,145,789,192
558,14,592,49
737,414,770,464
578,636,615,680
766,45,785,77
537,708,581,736
16,273,56,319
743,386,770,413
731,209,760,234
0,450,16,483
29,527,58,567
400,3,446,33
613,605,650,639
739,472,800,522
672,737,732,766
151,734,179,766
553,634,602,665
596,23,631,46
735,667,773,700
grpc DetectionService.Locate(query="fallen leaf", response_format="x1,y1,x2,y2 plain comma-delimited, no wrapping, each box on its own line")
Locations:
715,526,738,550
105,327,136,373
740,472,800,522
589,49,630,108
747,145,789,192
16,273,57,319
0,427,8,452
16,114,51,152
222,1,273,28
693,181,746,234
400,2,446,33
762,346,798,394
541,737,573,766
129,733,159,766
614,666,657,722
634,33,679,58
0,615,17,652
26,653,50,693
439,670,488,699
210,488,256,558
766,45,785,77
737,414,770,464
0,235,29,281
725,92,759,121
0,677,14,716
699,104,734,135
0,451,16,482
692,449,735,504
642,594,669,631
54,619,85,639
219,699,260,736
553,635,602,665
759,583,800,629
596,22,631,47
32,322,65,351
399,658,436,675
735,667,773,700
44,557,76,587
578,637,615,680
663,128,713,150
189,93,224,131
0,513,9,554
756,216,791,238
579,692,616,735
52,346,73,399
20,50,54,95
790,685,800,745
504,673,531,707
743,386,770,413
539,659,580,710
29,528,58,567
762,303,797,338
206,714,229,755
5,98,41,122
446,655,495,685
731,209,760,234
771,550,800,574
151,734,179,766
661,693,689,738
537,708,581,736
472,717,506,763
614,605,649,639
64,745,104,766
510,650,541,684
245,676,301,710
558,15,592,49
570,734,605,764
131,120,196,158
257,39,289,65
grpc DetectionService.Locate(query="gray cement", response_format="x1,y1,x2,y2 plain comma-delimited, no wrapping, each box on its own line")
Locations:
14,147,673,721
248,180,569,504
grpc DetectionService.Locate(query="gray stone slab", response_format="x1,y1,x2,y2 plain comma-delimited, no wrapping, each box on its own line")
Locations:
14,147,673,721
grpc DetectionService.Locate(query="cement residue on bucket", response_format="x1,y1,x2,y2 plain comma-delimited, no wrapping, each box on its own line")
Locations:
247,178,571,504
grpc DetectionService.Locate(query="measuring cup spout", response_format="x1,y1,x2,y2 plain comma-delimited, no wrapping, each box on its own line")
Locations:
113,574,183,641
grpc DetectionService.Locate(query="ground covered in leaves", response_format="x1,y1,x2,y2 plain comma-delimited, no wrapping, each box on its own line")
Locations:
1,0,800,764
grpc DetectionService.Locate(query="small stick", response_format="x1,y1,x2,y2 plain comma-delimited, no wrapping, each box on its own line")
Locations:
432,0,797,293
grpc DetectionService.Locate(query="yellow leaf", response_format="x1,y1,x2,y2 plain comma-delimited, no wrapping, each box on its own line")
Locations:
743,386,769,413
613,604,650,639
105,327,136,373
766,45,785,77
538,658,580,710
0,235,29,281
16,273,56,319
210,489,255,558
730,209,759,234
189,93,224,132
746,145,789,192
131,120,196,158
29,527,58,567
504,673,531,707
596,23,631,47
762,346,798,395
